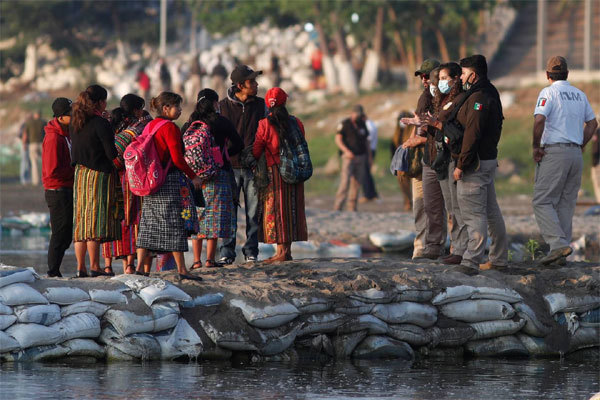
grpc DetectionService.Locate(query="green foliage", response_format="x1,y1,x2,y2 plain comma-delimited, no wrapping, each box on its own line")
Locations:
525,238,541,261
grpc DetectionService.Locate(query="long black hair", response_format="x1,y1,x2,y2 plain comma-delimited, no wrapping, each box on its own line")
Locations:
183,88,219,132
267,105,293,143
111,93,145,132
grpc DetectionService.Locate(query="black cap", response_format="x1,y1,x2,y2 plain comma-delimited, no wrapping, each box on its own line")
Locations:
52,97,72,117
230,65,262,85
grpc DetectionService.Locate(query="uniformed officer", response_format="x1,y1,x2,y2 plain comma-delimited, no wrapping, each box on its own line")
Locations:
451,54,508,275
532,56,597,265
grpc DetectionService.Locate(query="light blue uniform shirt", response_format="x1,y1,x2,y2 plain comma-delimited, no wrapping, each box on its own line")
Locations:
533,80,595,146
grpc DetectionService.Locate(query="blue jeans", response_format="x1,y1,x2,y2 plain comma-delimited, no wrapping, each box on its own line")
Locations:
219,168,259,258
20,144,31,184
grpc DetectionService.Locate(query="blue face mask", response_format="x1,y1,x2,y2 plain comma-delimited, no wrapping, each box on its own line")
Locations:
429,85,437,97
438,79,452,94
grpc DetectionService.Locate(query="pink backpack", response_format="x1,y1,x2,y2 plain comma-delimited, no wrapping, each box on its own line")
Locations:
124,119,170,196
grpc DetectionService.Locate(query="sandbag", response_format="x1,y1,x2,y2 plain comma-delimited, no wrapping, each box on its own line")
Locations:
63,338,106,358
99,326,161,360
332,330,368,358
334,299,374,315
155,318,203,360
544,293,600,315
580,308,600,327
0,283,48,306
427,326,475,347
352,336,415,361
14,304,61,325
469,318,526,340
181,293,224,308
61,301,109,318
291,297,333,314
106,346,135,361
42,287,90,305
568,327,600,353
88,289,127,304
514,302,552,337
230,299,299,329
394,285,433,303
338,314,388,335
371,302,438,327
555,312,579,335
0,330,20,353
0,314,17,330
516,334,559,357
0,268,36,288
103,309,154,336
432,285,477,305
199,319,258,351
298,334,333,356
368,231,414,251
113,275,191,306
297,312,346,336
350,288,394,304
1,344,69,362
257,324,302,356
151,301,180,332
51,313,101,341
387,324,430,347
439,300,515,323
5,323,62,349
0,303,12,314
465,335,529,357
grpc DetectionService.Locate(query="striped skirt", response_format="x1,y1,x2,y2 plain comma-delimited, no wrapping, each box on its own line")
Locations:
197,169,236,239
258,165,308,244
136,169,198,253
73,165,121,242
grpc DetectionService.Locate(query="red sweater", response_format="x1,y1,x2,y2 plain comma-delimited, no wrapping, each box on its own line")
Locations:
42,118,74,189
148,118,197,180
253,116,305,167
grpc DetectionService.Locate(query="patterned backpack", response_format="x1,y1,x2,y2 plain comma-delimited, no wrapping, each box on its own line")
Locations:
278,116,313,184
183,120,221,180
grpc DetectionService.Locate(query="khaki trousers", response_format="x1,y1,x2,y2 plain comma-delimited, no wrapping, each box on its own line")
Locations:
591,163,600,203
439,160,468,256
412,176,426,258
334,154,366,211
457,159,508,266
29,142,42,186
422,164,447,255
533,146,583,251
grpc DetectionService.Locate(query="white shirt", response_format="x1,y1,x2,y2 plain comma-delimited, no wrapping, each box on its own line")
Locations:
534,80,595,145
366,119,378,151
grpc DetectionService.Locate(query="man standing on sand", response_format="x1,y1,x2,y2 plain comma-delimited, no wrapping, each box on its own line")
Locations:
532,56,597,266
23,110,46,185
218,65,266,264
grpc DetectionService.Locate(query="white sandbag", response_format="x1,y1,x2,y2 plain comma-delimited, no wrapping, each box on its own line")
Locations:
297,312,346,336
544,293,600,315
350,288,394,304
14,304,61,325
299,334,333,356
63,338,105,358
432,285,477,305
51,313,101,341
1,344,69,362
0,268,36,288
516,334,559,356
338,314,388,335
199,319,258,351
151,301,180,332
352,336,415,361
514,302,552,337
99,326,161,360
106,346,135,361
427,326,475,347
42,287,90,305
6,323,62,349
568,327,600,353
89,289,127,304
112,275,191,306
103,309,154,336
61,301,109,318
0,303,12,314
0,314,17,330
334,299,374,315
333,331,368,358
155,318,203,360
181,293,224,308
469,318,526,340
230,299,299,329
257,324,302,356
368,231,414,251
0,283,48,305
439,300,515,323
291,297,333,314
471,287,523,303
394,285,433,303
371,302,438,327
465,335,529,356
0,330,20,353
387,324,430,346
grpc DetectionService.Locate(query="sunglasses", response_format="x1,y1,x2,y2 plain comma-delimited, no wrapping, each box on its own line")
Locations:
420,74,430,80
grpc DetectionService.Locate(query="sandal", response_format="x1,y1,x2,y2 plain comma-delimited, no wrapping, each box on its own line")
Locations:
204,260,221,268
103,266,115,276
190,261,202,270
125,264,136,275
75,269,88,278
179,274,203,282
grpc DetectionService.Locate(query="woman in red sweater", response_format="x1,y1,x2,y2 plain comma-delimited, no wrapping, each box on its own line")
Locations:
135,92,203,281
253,87,308,263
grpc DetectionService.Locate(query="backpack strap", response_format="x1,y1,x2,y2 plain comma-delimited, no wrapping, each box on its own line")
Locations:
141,119,170,138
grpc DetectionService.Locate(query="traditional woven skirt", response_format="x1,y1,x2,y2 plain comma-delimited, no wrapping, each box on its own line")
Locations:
197,169,236,239
73,165,121,243
136,169,198,253
258,165,308,244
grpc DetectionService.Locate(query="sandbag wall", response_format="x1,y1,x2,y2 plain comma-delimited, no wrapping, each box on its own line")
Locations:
0,266,598,363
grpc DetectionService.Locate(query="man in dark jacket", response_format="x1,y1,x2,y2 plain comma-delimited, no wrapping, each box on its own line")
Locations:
218,65,267,264
42,98,75,277
451,55,507,275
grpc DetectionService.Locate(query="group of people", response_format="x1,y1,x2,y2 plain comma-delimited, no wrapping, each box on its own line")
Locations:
41,64,309,279
395,54,596,275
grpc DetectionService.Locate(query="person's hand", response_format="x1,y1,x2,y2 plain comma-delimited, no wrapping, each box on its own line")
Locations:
453,167,463,181
402,138,415,149
400,113,423,126
532,147,545,163
191,176,202,190
422,113,440,130
343,151,354,160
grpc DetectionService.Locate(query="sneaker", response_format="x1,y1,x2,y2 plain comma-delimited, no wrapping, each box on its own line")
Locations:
245,255,258,262
442,254,463,265
539,246,572,266
46,271,63,278
479,261,508,271
217,256,235,266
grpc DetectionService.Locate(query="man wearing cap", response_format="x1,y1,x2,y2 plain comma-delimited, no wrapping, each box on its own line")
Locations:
451,54,508,275
218,65,267,264
333,104,371,212
42,98,75,277
532,56,597,266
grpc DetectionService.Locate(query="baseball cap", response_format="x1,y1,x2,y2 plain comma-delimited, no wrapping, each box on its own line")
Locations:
546,56,568,73
414,59,440,76
265,87,288,108
52,97,72,117
230,65,263,84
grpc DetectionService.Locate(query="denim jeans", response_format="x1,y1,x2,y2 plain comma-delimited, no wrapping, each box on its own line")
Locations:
219,168,259,258
20,144,31,184
45,188,73,275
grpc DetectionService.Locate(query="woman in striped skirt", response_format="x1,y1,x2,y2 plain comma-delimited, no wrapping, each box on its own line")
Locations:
252,87,308,263
70,84,120,277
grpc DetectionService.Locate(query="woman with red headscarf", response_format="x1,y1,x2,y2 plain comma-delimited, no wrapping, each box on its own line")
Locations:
253,87,308,263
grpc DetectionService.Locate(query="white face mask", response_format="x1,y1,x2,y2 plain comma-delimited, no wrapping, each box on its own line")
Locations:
438,79,452,94
429,85,437,97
